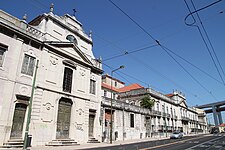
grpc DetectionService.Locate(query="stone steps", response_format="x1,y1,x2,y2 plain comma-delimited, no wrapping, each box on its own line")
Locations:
2,139,24,148
46,139,79,146
87,137,100,143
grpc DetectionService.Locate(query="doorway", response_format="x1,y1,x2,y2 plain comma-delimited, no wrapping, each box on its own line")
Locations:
89,110,96,138
10,103,27,139
56,98,72,139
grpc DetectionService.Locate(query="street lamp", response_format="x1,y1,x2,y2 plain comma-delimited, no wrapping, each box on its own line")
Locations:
110,65,124,144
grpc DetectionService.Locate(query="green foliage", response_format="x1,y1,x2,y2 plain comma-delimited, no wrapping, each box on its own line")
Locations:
140,96,155,109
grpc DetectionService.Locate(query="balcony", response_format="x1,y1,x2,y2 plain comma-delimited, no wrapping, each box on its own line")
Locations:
198,113,206,117
152,110,161,116
118,87,176,104
181,116,190,121
102,97,153,115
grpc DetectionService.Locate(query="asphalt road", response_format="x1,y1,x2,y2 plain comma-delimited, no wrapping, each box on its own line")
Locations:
85,134,225,150
147,134,225,150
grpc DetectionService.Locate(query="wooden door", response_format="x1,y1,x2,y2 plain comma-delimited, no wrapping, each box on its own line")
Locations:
56,99,72,139
88,115,95,137
10,103,27,138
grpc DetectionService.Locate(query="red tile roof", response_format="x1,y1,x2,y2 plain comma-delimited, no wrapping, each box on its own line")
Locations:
220,123,225,127
102,82,120,92
118,83,144,93
166,93,174,97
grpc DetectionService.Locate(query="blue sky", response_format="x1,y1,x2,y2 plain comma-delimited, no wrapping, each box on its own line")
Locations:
1,0,225,120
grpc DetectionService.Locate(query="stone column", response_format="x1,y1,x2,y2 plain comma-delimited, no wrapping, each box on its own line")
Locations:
217,109,223,125
212,105,219,126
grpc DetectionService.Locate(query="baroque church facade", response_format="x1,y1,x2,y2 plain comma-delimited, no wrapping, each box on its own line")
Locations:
0,7,103,147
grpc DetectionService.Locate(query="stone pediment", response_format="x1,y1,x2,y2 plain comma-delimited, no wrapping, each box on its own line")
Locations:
179,100,188,108
46,41,93,67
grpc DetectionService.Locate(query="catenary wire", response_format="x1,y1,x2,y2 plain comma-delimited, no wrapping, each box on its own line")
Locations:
101,39,202,102
103,44,159,61
102,62,197,106
26,0,220,101
108,0,218,100
184,0,224,23
184,0,225,86
190,0,225,82
103,63,171,95
127,54,200,102
163,46,224,85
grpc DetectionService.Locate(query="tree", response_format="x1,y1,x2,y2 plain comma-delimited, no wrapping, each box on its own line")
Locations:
140,96,155,109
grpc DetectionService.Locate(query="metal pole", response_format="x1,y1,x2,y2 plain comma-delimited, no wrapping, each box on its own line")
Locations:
110,65,124,144
110,71,113,144
122,103,125,141
23,60,39,149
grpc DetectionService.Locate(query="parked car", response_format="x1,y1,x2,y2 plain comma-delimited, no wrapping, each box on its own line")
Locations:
170,131,183,139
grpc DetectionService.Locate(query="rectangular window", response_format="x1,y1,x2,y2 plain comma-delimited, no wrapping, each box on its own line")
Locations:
113,93,116,99
103,90,107,97
115,81,117,87
21,54,35,76
0,44,7,67
63,67,73,93
130,114,134,128
90,79,96,94
162,105,165,113
157,103,159,111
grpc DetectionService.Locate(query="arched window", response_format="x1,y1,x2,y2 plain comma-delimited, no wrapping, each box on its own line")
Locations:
66,35,77,44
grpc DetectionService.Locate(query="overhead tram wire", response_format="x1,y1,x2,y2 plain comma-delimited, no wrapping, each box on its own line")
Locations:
103,44,158,61
108,0,158,43
103,48,202,103
99,34,202,99
184,0,225,86
102,62,170,94
162,46,224,85
103,62,198,106
127,54,201,102
184,0,224,21
190,0,225,82
161,45,217,100
108,0,218,100
102,62,133,85
103,36,223,85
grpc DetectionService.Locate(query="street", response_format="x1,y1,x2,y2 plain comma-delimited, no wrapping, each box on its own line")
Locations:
86,134,225,150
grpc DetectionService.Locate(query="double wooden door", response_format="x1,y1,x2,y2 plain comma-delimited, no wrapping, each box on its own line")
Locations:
56,99,72,139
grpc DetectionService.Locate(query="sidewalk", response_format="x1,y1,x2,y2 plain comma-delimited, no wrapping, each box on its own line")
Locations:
30,137,167,150
0,134,207,150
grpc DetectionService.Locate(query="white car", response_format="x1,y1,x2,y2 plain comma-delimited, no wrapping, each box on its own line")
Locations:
170,131,183,139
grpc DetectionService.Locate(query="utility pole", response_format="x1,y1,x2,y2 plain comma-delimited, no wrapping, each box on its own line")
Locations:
110,65,124,144
23,60,39,149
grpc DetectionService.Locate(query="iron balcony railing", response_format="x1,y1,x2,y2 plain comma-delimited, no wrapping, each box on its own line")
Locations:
102,97,153,115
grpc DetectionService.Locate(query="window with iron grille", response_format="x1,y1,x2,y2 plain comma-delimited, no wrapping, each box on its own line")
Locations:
63,67,73,93
0,45,7,67
21,54,35,76
90,79,96,94
130,114,134,128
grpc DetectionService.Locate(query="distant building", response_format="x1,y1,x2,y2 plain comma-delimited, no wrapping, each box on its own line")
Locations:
0,7,102,147
101,75,208,142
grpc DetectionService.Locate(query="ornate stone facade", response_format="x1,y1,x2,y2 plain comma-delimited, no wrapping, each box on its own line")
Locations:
0,8,102,147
